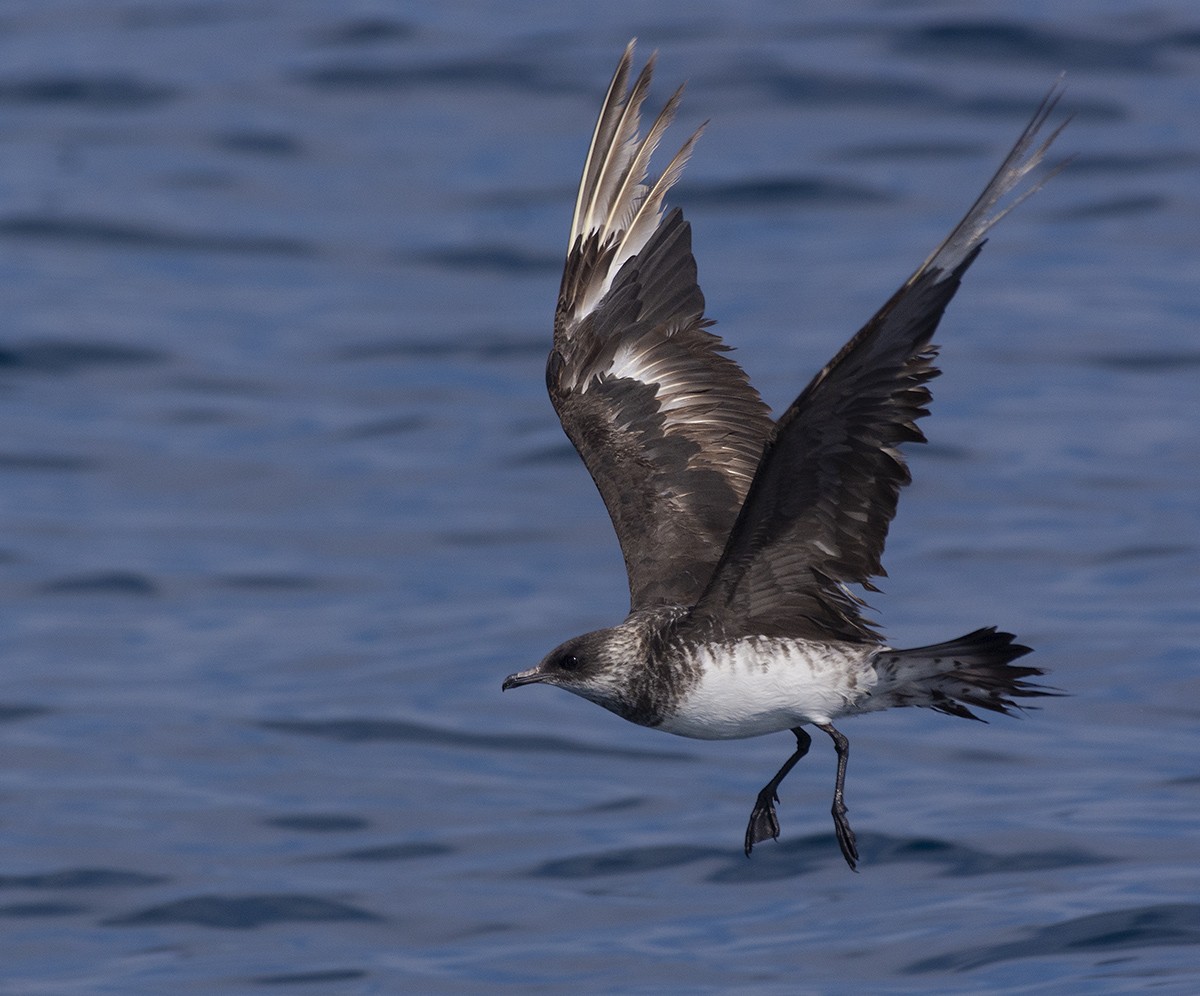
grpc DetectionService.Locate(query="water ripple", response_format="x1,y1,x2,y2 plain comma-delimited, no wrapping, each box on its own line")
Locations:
719,832,1107,882
252,969,369,987
337,416,429,441
41,572,159,596
892,21,1162,71
336,334,543,362
308,18,415,47
0,901,86,918
0,74,177,107
217,574,325,592
320,842,453,863
1054,194,1168,220
731,66,939,108
523,833,1107,883
1066,151,1200,174
0,340,165,374
107,894,382,930
258,718,690,761
0,868,166,890
905,904,1200,972
413,245,560,274
529,844,727,879
211,130,305,158
296,57,559,94
0,705,50,724
682,176,889,209
840,139,989,162
0,453,95,472
265,814,370,833
0,216,314,258
1087,351,1200,372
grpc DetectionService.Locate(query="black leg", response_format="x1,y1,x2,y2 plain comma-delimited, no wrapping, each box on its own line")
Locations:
744,727,811,856
817,722,858,871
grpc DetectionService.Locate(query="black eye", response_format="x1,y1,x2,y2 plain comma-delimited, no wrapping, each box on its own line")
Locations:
558,653,580,671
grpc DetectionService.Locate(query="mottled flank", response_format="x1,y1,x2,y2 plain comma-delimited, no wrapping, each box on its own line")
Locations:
657,637,874,739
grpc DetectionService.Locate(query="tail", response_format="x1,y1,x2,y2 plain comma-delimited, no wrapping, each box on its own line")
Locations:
879,627,1053,720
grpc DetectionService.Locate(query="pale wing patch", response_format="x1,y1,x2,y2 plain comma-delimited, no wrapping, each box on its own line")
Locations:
604,339,655,383
591,341,716,427
585,340,761,485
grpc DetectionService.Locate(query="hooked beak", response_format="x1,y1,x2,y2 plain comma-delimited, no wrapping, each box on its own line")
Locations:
502,666,547,691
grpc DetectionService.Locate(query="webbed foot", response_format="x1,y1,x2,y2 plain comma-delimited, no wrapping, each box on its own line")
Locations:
744,788,781,856
832,796,858,870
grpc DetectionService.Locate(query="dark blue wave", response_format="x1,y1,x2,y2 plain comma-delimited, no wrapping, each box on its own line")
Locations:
413,245,560,275
1054,194,1168,220
0,340,165,374
308,18,415,47
266,814,370,833
335,334,544,361
723,65,940,108
511,443,580,466
41,572,159,596
529,844,727,878
0,216,315,258
681,176,890,209
892,21,1162,72
296,56,569,94
1066,151,1200,174
0,901,87,918
0,453,94,473
216,575,325,592
840,139,989,163
320,842,453,863
523,832,1108,882
0,705,50,724
0,74,177,107
107,894,382,929
210,130,304,158
336,416,429,441
252,968,369,987
0,868,166,890
905,903,1200,972
258,717,690,761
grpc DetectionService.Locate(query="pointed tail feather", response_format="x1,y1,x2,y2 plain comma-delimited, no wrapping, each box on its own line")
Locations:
879,627,1054,721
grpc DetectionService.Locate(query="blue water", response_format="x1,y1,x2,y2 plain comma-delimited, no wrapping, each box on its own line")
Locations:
0,1,1197,992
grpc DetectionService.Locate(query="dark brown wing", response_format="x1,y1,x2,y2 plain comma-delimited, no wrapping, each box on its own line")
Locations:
686,84,1068,643
550,43,774,610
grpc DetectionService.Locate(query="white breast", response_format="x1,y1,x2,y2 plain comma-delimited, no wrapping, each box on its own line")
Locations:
657,638,878,741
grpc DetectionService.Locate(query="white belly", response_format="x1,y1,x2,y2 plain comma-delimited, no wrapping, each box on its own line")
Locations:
656,639,877,740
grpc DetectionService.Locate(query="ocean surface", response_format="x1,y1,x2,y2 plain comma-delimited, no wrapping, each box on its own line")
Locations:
0,1,1197,992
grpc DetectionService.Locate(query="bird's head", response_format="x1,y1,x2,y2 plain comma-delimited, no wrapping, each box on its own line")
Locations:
502,629,630,713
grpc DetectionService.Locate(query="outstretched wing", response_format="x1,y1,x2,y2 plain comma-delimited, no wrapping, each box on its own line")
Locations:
549,42,774,611
686,84,1069,643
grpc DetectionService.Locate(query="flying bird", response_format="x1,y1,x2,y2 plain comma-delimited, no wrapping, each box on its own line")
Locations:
503,42,1065,869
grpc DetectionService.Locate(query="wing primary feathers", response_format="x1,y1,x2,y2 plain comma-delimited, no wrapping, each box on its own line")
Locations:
562,43,706,324
601,83,685,236
576,53,656,248
570,40,636,250
613,121,707,294
920,77,1071,279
